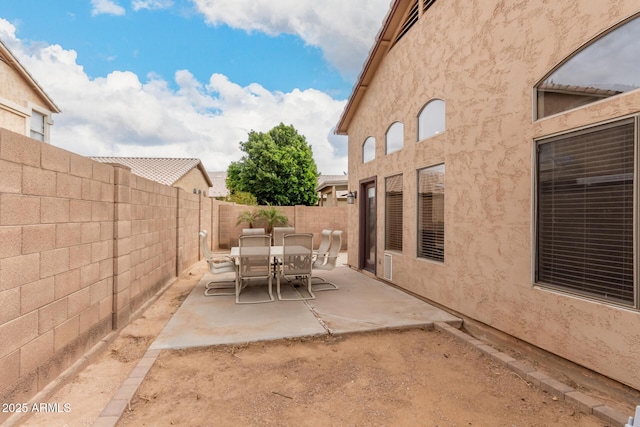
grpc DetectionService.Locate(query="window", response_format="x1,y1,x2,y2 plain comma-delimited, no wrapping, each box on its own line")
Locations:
386,122,404,154
363,136,375,163
30,110,45,142
536,119,635,306
418,99,445,140
536,14,640,119
417,164,445,261
385,174,403,251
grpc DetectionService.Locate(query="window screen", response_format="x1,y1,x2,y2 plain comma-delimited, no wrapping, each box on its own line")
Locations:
417,164,445,261
536,119,635,305
385,174,403,251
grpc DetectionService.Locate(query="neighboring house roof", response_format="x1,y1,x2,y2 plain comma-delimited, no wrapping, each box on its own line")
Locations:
0,39,61,113
336,0,424,134
316,174,348,192
208,171,229,197
536,82,622,98
91,157,213,187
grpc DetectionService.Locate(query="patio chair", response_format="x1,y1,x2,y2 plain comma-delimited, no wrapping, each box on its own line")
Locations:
627,406,640,427
242,228,266,235
200,230,237,296
277,233,314,301
311,230,342,291
313,229,332,262
236,234,274,304
273,226,295,246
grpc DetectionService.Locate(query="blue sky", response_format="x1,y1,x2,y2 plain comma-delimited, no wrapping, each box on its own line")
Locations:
0,0,390,174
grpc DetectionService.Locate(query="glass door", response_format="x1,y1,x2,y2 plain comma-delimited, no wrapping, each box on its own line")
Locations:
359,179,376,273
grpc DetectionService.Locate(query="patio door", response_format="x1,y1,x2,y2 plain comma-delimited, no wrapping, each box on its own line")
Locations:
359,178,376,273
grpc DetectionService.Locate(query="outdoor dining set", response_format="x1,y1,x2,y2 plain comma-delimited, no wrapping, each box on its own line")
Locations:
199,228,343,304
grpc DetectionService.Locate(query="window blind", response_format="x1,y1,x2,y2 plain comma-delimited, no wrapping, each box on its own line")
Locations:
536,120,635,305
417,165,445,262
385,174,403,251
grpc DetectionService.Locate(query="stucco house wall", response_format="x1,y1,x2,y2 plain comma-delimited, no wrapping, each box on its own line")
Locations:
342,1,640,391
174,167,211,195
0,41,59,142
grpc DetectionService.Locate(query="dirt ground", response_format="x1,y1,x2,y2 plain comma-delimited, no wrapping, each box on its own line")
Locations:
17,263,624,426
119,329,607,427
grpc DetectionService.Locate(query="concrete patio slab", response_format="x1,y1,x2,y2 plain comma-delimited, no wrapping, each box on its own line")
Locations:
308,267,461,334
151,260,461,350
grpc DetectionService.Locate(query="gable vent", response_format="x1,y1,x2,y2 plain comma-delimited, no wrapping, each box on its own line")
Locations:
394,0,419,45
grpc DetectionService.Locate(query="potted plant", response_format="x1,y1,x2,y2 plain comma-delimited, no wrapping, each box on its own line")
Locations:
257,205,289,236
236,209,259,228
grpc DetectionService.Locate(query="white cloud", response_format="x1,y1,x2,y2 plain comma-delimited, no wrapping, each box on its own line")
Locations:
191,0,390,77
91,0,126,16
131,0,174,11
1,19,348,174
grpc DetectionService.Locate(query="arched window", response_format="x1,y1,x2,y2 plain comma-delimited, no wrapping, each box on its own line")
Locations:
362,136,375,163
385,122,404,154
418,99,445,140
536,14,640,119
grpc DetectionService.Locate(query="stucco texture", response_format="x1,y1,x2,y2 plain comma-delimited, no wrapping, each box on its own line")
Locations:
345,1,640,390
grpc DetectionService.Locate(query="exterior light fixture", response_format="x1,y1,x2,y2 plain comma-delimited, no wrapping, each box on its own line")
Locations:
346,190,357,205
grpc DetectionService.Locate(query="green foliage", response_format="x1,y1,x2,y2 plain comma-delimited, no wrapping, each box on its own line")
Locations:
236,210,259,227
226,123,320,206
257,205,289,235
227,191,257,206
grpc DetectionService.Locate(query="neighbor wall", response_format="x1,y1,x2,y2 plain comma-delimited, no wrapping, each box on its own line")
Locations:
0,129,203,421
216,204,347,250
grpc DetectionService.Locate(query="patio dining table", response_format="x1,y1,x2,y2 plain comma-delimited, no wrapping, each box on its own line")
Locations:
229,245,311,278
229,246,284,258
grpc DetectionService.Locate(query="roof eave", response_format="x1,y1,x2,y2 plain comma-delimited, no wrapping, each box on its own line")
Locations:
0,39,61,114
335,0,405,135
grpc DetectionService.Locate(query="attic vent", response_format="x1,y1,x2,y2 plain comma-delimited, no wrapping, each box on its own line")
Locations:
394,0,419,45
424,0,436,13
383,253,393,281
392,0,438,47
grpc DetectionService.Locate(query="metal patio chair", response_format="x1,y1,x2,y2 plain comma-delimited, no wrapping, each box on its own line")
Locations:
236,234,274,304
241,228,266,235
277,233,314,301
311,230,342,291
313,229,332,262
273,226,295,246
200,230,237,296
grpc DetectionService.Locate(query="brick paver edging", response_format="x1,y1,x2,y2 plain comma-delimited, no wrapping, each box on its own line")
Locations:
91,348,161,427
433,322,630,427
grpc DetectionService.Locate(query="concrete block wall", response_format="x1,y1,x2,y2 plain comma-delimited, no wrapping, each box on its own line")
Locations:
0,130,115,414
216,204,347,250
0,129,204,421
177,191,200,274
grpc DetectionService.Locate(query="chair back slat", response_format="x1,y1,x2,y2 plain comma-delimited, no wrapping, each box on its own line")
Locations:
239,235,271,278
273,227,295,246
316,229,332,258
283,233,313,276
242,228,266,235
199,230,213,261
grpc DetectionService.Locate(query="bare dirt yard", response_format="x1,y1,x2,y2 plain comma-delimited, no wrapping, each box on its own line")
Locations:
119,329,608,427
19,262,628,427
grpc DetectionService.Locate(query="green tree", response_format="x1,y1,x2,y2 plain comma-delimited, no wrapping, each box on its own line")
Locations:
226,123,320,206
226,191,257,206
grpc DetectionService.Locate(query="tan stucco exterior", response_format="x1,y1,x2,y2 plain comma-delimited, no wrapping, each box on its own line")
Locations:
342,1,640,391
0,41,59,141
174,166,211,195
